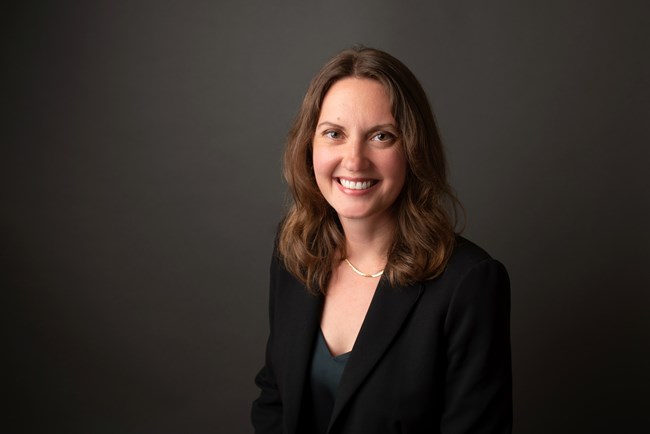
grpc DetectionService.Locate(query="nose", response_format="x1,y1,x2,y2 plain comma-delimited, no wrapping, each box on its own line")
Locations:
342,137,370,172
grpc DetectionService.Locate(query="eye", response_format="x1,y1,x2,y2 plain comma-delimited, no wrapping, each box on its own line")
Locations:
324,130,341,139
371,131,395,142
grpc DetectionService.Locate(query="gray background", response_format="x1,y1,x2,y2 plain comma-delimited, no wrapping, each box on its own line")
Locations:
4,1,649,433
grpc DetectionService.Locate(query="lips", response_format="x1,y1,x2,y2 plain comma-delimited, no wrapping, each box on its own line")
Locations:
337,178,378,190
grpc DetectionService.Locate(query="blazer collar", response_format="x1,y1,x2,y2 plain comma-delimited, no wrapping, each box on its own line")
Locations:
328,278,424,432
279,274,423,434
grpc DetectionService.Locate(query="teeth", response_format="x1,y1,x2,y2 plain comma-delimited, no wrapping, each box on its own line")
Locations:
340,179,375,190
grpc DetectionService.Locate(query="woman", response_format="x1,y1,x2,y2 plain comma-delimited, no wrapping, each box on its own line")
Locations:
252,47,512,434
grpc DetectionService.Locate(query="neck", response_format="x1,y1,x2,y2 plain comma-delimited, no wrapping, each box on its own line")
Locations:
338,214,395,270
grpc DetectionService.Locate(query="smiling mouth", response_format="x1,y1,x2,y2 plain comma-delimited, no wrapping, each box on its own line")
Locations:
338,178,378,190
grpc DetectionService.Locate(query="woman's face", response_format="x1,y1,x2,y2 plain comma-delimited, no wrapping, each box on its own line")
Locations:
312,77,406,226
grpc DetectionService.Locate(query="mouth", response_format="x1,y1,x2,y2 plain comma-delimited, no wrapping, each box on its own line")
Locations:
337,178,378,190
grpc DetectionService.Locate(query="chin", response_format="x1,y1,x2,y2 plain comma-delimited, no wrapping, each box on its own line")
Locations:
334,207,386,221
332,208,369,220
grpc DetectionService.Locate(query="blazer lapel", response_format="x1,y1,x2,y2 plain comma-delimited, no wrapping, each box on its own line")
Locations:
327,279,424,431
282,277,323,434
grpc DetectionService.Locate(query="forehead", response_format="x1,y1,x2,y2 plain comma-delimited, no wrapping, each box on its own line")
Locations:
318,78,395,125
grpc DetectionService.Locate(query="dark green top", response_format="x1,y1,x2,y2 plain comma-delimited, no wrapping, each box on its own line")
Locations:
304,329,351,434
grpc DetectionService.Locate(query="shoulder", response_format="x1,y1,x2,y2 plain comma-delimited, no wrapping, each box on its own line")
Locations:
269,246,294,291
421,235,509,302
438,235,505,281
417,236,511,339
268,245,317,303
449,235,494,268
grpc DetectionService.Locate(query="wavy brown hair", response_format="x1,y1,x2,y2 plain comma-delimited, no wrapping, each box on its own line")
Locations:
278,46,461,294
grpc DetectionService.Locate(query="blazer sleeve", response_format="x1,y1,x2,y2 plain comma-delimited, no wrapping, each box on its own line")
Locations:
441,258,512,433
251,255,283,434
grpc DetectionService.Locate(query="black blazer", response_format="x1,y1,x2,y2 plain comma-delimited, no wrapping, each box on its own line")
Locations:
252,237,512,434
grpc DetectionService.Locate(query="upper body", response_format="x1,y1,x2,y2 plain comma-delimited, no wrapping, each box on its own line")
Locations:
252,236,511,434
251,46,512,433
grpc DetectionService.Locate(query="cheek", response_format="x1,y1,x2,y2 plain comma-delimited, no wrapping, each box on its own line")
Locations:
312,147,335,180
382,152,408,201
311,149,330,195
384,151,407,184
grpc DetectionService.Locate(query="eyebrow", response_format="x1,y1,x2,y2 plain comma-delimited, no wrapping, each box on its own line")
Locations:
316,121,399,131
